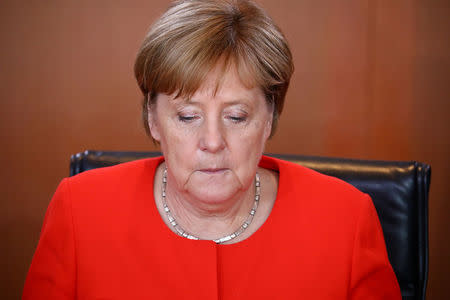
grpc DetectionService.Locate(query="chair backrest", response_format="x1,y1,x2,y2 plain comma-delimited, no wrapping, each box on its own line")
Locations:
70,150,431,300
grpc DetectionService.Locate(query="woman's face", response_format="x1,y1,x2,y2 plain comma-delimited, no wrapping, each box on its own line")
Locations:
148,66,273,204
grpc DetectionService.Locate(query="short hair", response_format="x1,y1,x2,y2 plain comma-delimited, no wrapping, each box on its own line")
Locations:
134,0,294,137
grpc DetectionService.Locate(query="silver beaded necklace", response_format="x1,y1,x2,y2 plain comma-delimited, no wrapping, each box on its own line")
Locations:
161,168,261,244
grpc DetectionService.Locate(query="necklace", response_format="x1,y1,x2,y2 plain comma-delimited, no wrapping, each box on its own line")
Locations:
161,167,261,244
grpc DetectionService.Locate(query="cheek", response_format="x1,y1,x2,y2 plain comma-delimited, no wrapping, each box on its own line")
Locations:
159,117,193,146
161,127,195,161
238,119,270,147
228,121,269,170
159,122,198,179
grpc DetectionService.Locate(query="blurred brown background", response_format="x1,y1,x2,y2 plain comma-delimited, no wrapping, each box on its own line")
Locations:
0,0,448,298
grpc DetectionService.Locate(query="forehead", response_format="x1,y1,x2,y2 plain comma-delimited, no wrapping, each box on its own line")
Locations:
153,60,269,111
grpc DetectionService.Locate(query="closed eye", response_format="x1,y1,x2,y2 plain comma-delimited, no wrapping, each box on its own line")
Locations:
178,115,198,122
228,116,247,123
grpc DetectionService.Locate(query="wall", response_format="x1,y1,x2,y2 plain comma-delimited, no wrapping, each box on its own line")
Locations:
0,0,448,298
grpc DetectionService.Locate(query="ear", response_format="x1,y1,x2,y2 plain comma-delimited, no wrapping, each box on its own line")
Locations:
263,103,274,140
147,103,161,142
263,115,273,141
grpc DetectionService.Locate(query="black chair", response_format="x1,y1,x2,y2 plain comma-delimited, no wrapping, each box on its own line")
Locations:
70,150,431,300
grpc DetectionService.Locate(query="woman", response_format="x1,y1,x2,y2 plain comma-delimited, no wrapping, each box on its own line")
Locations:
23,0,401,299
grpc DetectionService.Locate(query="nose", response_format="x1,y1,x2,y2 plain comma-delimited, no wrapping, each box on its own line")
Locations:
199,117,226,153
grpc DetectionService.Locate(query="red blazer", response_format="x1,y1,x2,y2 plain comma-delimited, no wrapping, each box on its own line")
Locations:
23,156,401,299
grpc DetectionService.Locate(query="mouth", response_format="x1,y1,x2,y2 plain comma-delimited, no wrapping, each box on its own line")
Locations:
198,168,228,174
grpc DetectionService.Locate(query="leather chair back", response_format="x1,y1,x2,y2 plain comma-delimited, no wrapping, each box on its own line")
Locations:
70,150,431,300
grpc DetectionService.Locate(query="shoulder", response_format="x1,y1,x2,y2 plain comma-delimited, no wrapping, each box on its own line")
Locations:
261,156,380,254
48,156,164,232
59,156,163,207
260,155,371,224
260,155,365,200
66,156,163,188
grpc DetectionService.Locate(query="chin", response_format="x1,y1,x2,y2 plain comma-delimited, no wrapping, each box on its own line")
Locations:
186,172,241,204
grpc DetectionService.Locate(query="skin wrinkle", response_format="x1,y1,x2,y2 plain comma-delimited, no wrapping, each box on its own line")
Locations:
149,64,274,240
135,1,293,140
133,0,293,242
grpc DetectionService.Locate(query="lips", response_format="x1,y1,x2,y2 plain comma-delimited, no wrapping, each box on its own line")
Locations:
198,168,227,174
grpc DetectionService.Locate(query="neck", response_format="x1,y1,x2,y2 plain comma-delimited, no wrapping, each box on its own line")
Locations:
159,164,258,240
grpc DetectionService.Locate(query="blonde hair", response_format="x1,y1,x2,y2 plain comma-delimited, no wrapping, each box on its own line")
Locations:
134,0,294,137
